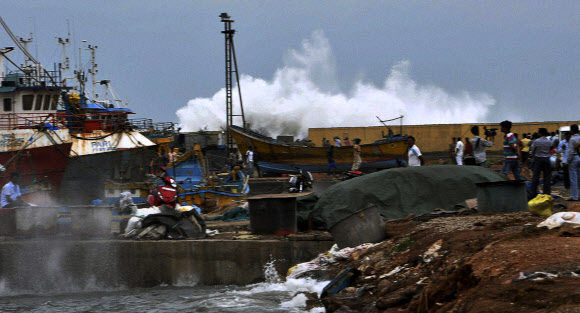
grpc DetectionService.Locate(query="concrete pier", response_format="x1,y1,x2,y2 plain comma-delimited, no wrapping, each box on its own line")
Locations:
0,238,334,291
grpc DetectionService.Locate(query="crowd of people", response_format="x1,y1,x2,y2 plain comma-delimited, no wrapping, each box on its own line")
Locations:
437,121,580,201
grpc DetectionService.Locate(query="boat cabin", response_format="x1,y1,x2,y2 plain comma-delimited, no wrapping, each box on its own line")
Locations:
0,71,63,130
0,69,132,133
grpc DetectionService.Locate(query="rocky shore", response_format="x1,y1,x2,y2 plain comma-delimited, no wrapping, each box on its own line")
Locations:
292,196,580,313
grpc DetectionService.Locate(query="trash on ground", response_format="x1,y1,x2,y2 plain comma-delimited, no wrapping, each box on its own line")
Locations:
529,194,554,216
537,211,580,229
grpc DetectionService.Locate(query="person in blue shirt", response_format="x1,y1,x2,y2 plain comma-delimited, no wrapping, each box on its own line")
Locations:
1,172,26,208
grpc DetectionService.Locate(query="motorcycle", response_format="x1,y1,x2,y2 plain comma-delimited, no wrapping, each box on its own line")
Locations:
341,170,365,181
288,168,314,193
147,174,179,212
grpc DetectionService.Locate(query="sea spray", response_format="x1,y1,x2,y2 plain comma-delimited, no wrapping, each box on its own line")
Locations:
177,30,495,139
264,257,282,284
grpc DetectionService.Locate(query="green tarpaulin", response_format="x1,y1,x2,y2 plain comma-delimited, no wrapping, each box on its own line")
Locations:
312,165,507,229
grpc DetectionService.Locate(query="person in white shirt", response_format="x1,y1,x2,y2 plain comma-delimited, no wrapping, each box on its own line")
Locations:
455,137,464,165
245,146,254,169
406,136,424,166
1,172,26,208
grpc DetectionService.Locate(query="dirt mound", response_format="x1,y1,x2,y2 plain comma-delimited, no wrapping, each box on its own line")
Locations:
308,211,580,312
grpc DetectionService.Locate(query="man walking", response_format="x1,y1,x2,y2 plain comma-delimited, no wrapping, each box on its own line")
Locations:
471,126,493,167
500,120,524,180
530,128,552,198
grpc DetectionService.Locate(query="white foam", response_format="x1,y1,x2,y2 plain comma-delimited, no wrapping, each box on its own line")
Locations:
281,292,308,308
221,259,329,311
177,30,495,139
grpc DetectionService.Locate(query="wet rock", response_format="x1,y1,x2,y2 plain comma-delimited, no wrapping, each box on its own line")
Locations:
376,286,420,310
321,294,369,313
356,285,376,297
333,306,359,313
300,292,324,311
376,278,407,297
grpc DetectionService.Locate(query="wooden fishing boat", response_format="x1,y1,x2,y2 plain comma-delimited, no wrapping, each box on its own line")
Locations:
229,125,408,173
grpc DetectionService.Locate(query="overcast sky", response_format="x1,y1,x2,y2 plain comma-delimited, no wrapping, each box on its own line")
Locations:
2,1,579,136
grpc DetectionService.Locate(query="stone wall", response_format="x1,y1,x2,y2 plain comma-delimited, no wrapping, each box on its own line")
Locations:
0,239,334,292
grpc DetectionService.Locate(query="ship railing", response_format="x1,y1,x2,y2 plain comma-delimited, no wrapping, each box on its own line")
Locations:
0,112,132,133
151,122,176,133
0,113,60,130
129,118,154,132
54,111,132,133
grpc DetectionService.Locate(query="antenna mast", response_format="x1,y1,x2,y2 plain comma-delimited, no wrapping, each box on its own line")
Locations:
220,12,246,153
87,44,98,99
57,33,70,86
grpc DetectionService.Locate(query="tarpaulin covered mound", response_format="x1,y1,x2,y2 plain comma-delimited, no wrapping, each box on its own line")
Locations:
312,165,507,229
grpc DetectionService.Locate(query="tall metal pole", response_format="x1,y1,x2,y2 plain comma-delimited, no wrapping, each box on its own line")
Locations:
220,13,246,153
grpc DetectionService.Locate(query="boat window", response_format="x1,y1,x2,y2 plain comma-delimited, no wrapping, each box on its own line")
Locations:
43,95,51,110
3,98,11,112
50,94,59,110
34,94,43,110
22,95,34,110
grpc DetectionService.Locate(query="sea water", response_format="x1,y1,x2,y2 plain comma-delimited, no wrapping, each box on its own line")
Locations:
0,262,328,313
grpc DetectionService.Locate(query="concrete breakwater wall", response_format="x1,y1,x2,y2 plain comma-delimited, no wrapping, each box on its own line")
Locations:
0,239,334,293
310,120,579,153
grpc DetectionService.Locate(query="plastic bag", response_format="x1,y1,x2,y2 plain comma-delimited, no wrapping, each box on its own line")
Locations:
528,194,554,216
537,212,580,229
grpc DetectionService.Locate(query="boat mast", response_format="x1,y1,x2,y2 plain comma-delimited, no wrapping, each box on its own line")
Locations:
87,44,98,100
377,115,404,137
57,32,71,87
220,12,246,153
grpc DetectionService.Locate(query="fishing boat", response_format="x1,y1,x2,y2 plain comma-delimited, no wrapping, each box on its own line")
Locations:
0,61,73,203
56,89,157,204
103,144,249,208
169,144,249,207
0,18,156,204
229,125,408,173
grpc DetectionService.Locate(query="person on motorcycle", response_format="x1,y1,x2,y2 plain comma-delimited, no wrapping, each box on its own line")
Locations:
147,169,179,212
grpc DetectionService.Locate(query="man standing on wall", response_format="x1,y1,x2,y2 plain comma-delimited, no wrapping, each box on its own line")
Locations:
500,120,524,180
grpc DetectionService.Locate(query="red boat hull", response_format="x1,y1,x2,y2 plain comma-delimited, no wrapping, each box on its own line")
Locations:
0,143,72,201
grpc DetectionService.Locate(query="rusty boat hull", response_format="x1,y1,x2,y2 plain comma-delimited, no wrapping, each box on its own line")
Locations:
0,129,72,201
229,125,408,173
58,131,156,205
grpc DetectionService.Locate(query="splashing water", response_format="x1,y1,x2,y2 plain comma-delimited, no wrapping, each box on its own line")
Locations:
0,254,329,312
177,30,495,138
264,257,282,284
